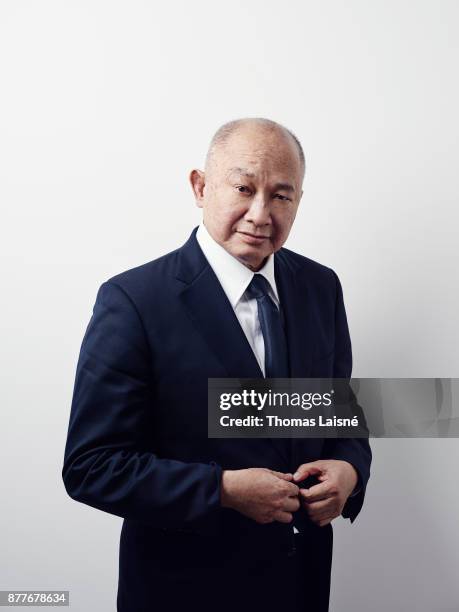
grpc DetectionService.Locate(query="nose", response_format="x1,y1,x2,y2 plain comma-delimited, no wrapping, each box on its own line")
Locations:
244,193,272,229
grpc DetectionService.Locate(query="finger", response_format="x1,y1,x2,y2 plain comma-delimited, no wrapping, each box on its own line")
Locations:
303,498,335,520
309,511,333,523
302,498,332,514
300,481,335,502
304,503,335,522
282,481,300,496
292,463,323,483
282,496,301,513
308,512,335,526
270,470,294,481
273,510,293,524
301,491,329,504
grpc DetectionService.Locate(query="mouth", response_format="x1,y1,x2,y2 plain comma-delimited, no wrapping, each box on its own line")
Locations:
237,231,271,245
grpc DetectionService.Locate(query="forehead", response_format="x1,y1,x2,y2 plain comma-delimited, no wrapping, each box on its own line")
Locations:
217,128,302,180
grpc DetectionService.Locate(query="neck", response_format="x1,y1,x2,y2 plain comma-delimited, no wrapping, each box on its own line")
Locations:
236,254,267,272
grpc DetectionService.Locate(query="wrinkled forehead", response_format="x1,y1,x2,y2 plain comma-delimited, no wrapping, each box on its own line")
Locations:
227,165,298,193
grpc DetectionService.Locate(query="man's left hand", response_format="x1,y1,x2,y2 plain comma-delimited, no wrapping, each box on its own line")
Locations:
292,460,358,527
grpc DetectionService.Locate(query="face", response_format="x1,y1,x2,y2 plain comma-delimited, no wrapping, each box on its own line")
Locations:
190,125,304,271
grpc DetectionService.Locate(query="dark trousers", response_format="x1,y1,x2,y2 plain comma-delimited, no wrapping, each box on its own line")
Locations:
117,530,333,612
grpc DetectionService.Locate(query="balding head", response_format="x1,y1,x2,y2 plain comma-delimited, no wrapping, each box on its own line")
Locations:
190,117,305,271
205,117,306,180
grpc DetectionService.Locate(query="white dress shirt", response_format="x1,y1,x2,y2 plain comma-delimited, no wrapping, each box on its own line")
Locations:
196,222,279,377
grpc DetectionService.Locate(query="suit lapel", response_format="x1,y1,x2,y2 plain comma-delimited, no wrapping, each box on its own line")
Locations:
273,249,316,467
175,228,263,379
274,249,314,378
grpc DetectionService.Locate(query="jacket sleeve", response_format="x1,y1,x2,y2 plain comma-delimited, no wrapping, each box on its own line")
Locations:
62,281,222,532
321,270,372,523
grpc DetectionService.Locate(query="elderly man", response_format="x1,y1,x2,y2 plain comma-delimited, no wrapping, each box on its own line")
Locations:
62,118,371,612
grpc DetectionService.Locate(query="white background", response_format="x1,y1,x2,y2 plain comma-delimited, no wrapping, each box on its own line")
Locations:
1,1,458,610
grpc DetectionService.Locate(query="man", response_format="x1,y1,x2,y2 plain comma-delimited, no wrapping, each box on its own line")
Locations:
62,118,371,612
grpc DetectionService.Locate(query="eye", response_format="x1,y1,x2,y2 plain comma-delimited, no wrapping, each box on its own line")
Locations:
236,185,252,195
274,194,291,201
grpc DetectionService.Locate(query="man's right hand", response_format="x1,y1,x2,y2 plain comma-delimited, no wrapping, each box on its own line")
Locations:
220,468,300,524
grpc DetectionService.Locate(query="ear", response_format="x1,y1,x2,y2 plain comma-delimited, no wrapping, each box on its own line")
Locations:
189,169,206,208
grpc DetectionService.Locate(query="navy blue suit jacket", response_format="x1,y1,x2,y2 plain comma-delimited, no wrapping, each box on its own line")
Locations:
62,227,371,611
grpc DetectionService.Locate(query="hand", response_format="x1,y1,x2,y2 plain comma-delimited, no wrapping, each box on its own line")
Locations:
220,468,300,524
292,460,358,527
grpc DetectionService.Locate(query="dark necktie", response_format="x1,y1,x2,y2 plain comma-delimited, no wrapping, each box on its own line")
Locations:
245,274,290,378
246,275,297,545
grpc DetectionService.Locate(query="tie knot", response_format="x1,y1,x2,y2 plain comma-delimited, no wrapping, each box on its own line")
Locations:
245,274,272,300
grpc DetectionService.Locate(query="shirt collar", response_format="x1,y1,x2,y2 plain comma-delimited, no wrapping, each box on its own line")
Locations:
196,222,279,308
